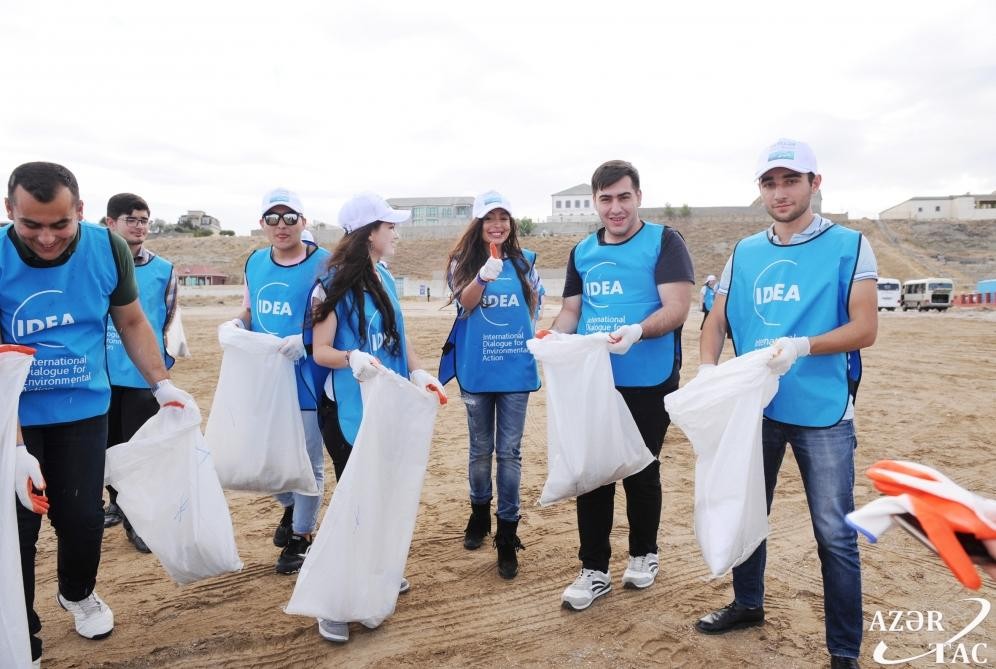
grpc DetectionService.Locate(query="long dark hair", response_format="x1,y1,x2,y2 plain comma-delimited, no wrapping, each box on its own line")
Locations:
312,222,402,355
445,212,537,314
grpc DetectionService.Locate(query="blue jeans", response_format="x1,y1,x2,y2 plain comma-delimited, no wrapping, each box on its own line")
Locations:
461,391,529,521
274,410,325,534
732,419,862,658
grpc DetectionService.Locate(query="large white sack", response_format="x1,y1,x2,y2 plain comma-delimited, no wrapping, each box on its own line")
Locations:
105,400,243,585
0,346,34,669
165,306,191,359
664,348,779,576
526,333,653,506
285,368,439,628
205,326,318,495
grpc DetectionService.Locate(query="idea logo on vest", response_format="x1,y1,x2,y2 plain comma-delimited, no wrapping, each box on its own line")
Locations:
752,259,803,327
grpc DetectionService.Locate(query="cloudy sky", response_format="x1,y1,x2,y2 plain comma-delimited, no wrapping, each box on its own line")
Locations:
3,1,994,234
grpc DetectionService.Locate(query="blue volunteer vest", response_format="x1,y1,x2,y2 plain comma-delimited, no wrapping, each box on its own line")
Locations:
575,222,676,387
324,263,409,445
245,245,331,410
106,253,174,388
703,285,716,311
726,223,862,428
0,223,118,426
440,250,540,393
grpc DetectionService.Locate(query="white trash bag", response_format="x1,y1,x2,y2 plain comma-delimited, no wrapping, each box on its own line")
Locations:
664,348,779,576
205,326,318,495
285,368,440,628
105,400,243,585
165,305,191,359
1,346,35,669
527,333,653,506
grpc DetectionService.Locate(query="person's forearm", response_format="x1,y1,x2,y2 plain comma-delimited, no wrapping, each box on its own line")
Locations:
232,307,251,329
699,295,728,364
458,279,486,311
640,302,688,339
120,319,170,385
314,343,349,369
809,319,877,355
16,421,24,446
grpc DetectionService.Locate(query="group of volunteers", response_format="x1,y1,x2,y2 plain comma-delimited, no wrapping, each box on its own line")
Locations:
2,137,880,668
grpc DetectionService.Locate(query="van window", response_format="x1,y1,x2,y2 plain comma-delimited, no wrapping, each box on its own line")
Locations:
878,282,900,291
928,282,952,291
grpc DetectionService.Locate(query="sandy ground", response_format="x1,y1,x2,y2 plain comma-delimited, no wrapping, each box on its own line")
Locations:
30,302,996,668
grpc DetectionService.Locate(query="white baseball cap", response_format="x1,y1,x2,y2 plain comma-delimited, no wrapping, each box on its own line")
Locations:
261,187,304,216
338,192,411,234
705,274,717,283
754,138,818,179
300,229,316,245
473,190,513,219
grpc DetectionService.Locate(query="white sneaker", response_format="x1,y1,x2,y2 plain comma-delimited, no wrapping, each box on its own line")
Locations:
399,577,411,594
317,618,349,643
561,568,611,611
57,591,114,639
31,658,40,669
622,552,659,589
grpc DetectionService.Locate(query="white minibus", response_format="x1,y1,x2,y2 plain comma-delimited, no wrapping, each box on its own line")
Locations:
901,278,953,312
876,278,901,311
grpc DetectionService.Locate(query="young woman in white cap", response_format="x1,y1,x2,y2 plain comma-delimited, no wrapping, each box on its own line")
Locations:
307,192,446,644
439,190,543,580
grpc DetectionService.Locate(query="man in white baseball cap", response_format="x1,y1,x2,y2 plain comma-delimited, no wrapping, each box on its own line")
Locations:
338,192,411,234
695,139,878,669
225,186,331,575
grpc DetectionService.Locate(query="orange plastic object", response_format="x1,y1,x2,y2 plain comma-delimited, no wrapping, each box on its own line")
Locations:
867,460,996,589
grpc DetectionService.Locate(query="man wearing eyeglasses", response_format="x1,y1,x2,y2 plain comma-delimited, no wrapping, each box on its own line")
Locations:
225,188,329,574
102,193,178,554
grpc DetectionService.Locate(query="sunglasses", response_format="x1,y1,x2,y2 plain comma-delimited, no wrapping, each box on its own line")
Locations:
263,212,302,226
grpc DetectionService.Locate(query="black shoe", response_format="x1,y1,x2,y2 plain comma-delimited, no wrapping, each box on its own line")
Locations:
494,517,524,580
276,534,312,574
463,502,491,550
830,657,859,669
125,524,152,554
273,505,294,548
695,601,764,634
104,501,124,528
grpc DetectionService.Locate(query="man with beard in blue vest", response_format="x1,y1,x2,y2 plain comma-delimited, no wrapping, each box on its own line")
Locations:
693,139,877,669
549,159,694,611
1,162,190,668
225,187,329,574
102,193,178,554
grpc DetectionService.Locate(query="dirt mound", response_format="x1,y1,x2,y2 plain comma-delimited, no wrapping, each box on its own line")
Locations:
147,219,996,290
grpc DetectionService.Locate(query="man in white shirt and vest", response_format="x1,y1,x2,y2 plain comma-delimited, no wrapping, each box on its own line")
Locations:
694,139,878,669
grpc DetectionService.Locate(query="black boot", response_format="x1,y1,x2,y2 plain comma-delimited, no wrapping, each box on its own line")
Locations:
463,502,491,550
494,517,524,580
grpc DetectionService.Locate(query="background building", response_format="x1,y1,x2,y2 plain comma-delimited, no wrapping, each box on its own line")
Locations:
177,210,221,232
880,192,996,220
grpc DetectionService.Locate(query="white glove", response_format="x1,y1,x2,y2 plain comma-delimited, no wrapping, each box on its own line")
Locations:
152,379,192,408
410,369,448,403
15,446,48,514
348,350,379,382
695,363,718,381
767,336,811,375
478,256,504,282
607,323,643,355
277,334,306,361
221,318,245,330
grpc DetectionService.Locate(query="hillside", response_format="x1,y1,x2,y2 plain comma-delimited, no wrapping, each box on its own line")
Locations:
146,219,996,290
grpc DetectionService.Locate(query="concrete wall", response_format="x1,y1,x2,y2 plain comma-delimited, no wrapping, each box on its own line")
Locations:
881,197,996,221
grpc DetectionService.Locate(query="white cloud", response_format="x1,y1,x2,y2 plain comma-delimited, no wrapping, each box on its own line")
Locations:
2,0,994,231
